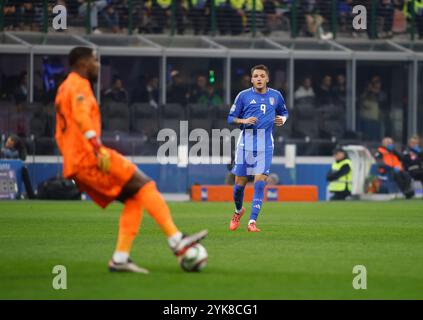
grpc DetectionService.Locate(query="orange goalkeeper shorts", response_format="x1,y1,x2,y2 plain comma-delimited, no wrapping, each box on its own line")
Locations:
72,147,137,208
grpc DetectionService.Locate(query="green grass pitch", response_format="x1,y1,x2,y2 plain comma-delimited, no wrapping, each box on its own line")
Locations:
0,200,422,299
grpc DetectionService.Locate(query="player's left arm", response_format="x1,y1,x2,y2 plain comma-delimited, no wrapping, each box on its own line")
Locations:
71,87,110,173
275,92,289,127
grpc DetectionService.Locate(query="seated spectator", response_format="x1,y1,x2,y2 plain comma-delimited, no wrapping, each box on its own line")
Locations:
402,135,423,187
0,134,35,199
144,76,160,108
167,72,189,105
103,77,129,103
3,0,17,30
78,0,108,34
101,2,120,33
0,134,26,160
374,137,415,199
131,76,159,108
15,2,37,31
333,74,346,108
197,84,223,107
294,76,315,103
316,75,335,107
358,76,387,141
188,75,208,103
302,0,333,39
151,0,186,34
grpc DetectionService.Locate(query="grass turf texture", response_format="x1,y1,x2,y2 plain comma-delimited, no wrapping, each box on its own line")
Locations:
0,200,422,299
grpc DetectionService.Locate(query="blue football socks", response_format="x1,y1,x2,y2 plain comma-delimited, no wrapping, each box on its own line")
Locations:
250,180,265,222
233,184,245,213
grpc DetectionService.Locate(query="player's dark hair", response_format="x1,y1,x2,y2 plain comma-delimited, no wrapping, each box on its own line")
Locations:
251,64,269,76
69,47,94,67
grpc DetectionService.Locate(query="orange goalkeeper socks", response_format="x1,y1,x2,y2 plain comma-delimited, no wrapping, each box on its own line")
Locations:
115,196,143,255
135,181,179,237
114,181,179,261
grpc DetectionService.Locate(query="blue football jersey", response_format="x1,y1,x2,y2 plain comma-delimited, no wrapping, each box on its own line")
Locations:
227,87,288,151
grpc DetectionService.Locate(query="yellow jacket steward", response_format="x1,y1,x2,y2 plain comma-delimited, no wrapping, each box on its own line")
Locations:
403,0,423,18
328,159,353,192
245,0,264,12
157,0,172,9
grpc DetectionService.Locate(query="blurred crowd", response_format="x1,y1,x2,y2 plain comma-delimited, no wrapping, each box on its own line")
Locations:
2,0,423,38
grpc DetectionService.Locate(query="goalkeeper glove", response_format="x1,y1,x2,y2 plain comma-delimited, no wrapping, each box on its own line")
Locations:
88,136,111,174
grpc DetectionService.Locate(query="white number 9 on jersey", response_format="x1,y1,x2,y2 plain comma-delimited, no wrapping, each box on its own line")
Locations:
260,104,266,114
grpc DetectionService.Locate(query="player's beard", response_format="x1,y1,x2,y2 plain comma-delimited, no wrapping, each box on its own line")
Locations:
88,71,98,83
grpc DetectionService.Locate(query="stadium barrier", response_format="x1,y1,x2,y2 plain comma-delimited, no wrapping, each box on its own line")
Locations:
191,185,318,202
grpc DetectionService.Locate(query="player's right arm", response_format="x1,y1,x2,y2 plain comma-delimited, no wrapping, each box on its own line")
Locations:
227,92,257,125
70,86,110,173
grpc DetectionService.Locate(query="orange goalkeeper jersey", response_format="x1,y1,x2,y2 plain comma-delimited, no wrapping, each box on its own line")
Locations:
55,72,101,178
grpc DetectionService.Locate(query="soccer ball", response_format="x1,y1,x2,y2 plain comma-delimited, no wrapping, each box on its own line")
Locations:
179,243,208,272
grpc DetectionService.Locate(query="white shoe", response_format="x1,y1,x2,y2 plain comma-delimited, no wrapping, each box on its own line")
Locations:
171,230,208,257
108,258,149,274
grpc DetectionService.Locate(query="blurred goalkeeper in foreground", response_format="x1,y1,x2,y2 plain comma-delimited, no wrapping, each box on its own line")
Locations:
54,47,207,273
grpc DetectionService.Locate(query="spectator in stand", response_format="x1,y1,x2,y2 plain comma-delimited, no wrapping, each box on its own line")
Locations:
403,0,423,39
131,76,159,108
333,74,346,108
378,0,395,38
102,2,120,33
189,0,210,35
144,76,160,108
215,0,231,35
245,0,265,34
0,134,26,160
338,0,354,34
188,74,208,103
3,0,17,30
231,73,251,100
375,136,415,198
302,0,333,39
151,0,186,34
358,76,387,141
78,0,108,34
230,0,245,35
294,76,315,103
316,75,335,107
197,84,223,107
265,0,291,35
402,134,423,187
11,1,43,31
103,76,129,103
0,134,36,199
167,72,189,105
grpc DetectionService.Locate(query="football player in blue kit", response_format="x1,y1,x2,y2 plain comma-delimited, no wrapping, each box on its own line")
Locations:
227,65,288,232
